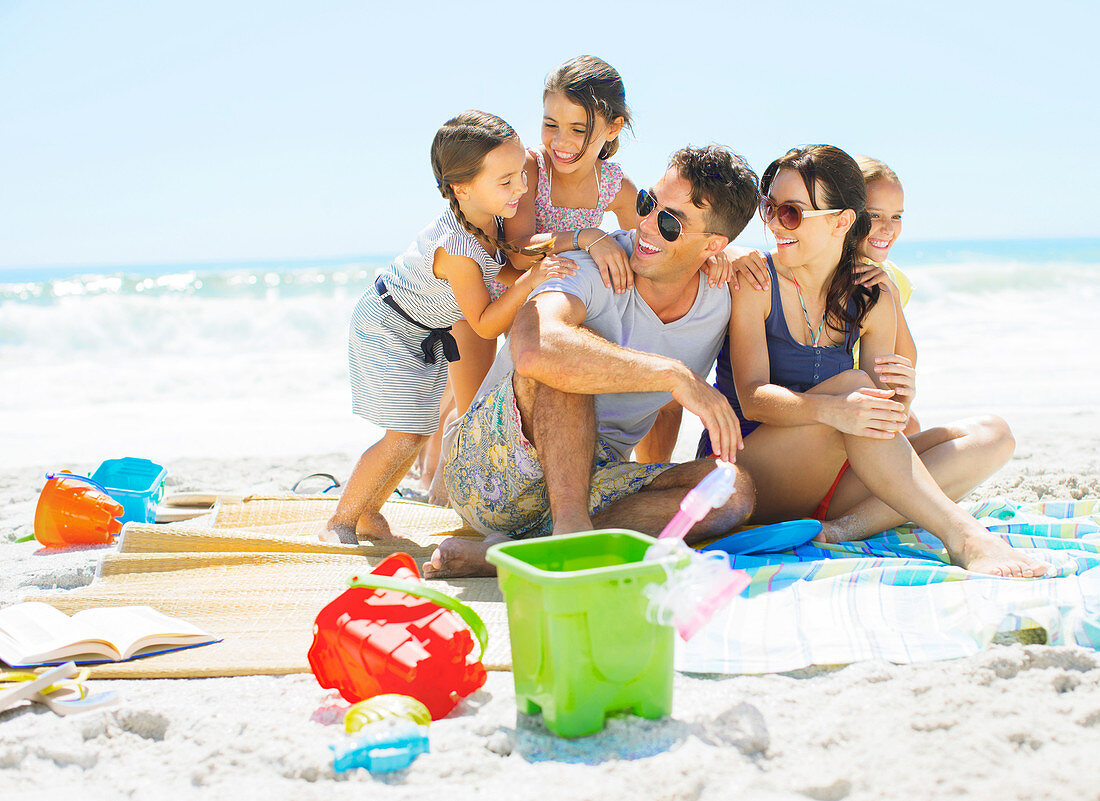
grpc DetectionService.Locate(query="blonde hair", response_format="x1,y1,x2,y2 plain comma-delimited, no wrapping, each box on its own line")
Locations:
855,155,902,190
431,111,551,260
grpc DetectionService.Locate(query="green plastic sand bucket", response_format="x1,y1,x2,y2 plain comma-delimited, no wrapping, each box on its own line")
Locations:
485,529,676,738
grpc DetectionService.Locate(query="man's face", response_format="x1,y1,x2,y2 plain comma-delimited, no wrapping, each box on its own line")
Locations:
629,168,716,279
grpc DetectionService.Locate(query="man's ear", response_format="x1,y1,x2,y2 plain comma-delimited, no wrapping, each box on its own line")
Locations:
704,234,730,257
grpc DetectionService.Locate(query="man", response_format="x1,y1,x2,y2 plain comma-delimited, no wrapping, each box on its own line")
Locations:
425,145,760,578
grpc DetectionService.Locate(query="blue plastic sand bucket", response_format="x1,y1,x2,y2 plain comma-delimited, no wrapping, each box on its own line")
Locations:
90,458,167,524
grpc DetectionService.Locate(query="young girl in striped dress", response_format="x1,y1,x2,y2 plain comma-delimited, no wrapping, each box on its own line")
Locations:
324,111,573,543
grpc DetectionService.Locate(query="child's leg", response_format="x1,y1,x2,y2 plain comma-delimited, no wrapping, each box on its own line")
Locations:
449,320,499,415
325,430,427,543
634,400,683,463
413,380,455,491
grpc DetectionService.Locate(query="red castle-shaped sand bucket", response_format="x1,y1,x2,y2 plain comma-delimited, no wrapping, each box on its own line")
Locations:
33,472,124,548
307,553,488,720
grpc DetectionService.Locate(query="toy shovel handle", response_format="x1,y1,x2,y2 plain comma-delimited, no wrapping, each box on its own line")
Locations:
45,473,114,498
347,574,489,661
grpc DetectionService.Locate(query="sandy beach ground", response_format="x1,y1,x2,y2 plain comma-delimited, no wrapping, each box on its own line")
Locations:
2,407,1099,801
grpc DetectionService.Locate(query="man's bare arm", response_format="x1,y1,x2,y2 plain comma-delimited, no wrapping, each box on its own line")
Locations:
509,291,743,460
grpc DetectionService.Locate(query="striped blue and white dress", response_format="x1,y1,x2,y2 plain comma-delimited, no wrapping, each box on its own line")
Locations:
348,208,506,434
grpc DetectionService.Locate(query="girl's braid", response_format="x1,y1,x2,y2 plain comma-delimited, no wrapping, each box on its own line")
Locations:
439,180,551,262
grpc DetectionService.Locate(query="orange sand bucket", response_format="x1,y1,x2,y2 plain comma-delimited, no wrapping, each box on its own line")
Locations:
33,472,124,548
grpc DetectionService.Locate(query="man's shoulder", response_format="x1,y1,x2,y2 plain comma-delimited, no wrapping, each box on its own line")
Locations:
532,231,633,307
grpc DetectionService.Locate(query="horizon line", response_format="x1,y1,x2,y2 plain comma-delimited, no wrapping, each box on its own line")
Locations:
2,235,1099,275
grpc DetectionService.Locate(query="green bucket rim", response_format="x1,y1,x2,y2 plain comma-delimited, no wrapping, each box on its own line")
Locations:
486,528,675,587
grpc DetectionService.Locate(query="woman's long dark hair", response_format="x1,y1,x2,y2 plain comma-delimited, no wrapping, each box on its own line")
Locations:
760,145,877,342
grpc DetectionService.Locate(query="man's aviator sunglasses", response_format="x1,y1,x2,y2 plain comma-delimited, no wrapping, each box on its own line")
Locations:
636,188,719,242
759,197,843,230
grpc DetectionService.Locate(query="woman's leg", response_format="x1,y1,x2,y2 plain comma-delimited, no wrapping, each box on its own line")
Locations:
325,430,427,543
737,371,1043,576
824,414,1013,529
734,370,867,523
829,410,1040,576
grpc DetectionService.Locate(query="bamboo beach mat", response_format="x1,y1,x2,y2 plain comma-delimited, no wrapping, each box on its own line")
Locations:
121,496,483,556
34,497,510,678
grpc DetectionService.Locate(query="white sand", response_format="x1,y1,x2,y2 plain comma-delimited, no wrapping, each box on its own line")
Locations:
2,417,1100,800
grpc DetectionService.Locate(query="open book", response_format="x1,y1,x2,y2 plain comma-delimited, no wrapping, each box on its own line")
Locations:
0,602,219,667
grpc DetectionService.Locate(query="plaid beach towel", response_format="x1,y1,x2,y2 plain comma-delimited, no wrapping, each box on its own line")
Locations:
677,499,1100,674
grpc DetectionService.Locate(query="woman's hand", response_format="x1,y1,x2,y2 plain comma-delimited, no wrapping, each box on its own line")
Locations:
825,387,908,439
587,234,633,293
874,354,916,410
703,248,770,291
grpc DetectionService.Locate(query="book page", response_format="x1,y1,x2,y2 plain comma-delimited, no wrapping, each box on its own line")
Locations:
70,606,214,659
0,602,117,664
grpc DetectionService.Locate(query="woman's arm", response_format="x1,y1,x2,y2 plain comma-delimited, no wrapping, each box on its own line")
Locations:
731,284,906,438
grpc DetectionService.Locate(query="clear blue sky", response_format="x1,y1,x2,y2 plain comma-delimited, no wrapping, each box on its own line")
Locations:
1,0,1096,269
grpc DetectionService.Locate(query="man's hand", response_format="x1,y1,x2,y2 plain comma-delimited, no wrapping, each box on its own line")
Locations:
670,368,743,461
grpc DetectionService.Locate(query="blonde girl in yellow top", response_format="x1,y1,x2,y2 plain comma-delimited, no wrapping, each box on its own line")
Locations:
854,156,919,434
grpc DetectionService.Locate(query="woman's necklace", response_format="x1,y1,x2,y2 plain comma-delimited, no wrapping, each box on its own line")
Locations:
788,274,826,347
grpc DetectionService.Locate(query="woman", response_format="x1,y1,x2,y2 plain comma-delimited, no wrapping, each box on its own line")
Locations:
703,145,1044,578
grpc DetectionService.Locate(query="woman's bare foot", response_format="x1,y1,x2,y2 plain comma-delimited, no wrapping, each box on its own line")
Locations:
818,521,1048,578
950,531,1048,578
422,533,509,578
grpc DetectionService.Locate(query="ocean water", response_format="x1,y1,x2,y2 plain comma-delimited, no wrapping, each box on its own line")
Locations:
1,240,1097,468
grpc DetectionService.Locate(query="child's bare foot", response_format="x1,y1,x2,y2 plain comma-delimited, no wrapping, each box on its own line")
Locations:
422,534,508,578
354,510,399,542
321,519,359,544
950,531,1047,578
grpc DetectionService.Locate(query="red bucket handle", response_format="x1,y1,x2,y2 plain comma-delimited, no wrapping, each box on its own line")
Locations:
346,573,488,662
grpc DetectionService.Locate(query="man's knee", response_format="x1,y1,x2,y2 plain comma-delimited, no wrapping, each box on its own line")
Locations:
728,463,756,521
513,374,594,437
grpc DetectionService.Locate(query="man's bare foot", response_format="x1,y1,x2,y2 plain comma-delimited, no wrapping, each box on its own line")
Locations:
426,473,449,508
551,513,593,537
951,531,1048,578
423,533,509,578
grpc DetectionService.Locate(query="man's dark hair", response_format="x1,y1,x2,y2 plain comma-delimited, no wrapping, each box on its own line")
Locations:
668,145,759,240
